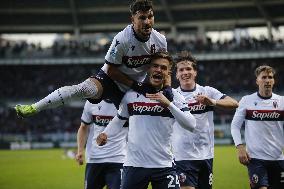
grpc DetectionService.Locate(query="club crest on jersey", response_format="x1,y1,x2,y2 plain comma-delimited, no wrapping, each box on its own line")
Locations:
150,44,156,53
251,174,258,184
273,101,278,108
93,115,114,127
254,102,257,106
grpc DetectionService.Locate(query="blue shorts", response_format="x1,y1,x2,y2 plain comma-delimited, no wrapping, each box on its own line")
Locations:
175,159,213,189
121,166,180,189
85,162,123,189
247,158,284,189
88,69,125,109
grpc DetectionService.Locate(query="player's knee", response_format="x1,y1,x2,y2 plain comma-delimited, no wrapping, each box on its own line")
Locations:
75,78,101,99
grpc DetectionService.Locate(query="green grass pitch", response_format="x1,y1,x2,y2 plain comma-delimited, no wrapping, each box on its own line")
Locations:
0,146,250,189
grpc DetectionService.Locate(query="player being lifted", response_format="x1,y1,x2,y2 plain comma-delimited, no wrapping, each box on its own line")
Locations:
231,65,284,189
96,51,196,189
172,51,238,189
15,0,168,117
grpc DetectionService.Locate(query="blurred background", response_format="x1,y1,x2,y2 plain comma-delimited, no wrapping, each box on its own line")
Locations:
1,0,284,149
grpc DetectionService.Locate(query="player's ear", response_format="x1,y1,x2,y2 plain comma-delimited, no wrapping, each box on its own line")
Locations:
130,16,134,24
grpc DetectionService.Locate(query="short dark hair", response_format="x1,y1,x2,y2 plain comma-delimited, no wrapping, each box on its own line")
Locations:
175,51,197,71
150,51,174,69
130,0,153,15
254,65,276,77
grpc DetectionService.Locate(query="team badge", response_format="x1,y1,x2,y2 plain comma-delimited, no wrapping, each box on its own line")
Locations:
251,174,258,184
131,45,135,51
150,44,156,53
178,173,186,183
273,101,278,108
98,106,101,110
254,102,257,106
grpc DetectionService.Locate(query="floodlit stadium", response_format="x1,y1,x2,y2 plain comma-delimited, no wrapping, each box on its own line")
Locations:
1,0,284,189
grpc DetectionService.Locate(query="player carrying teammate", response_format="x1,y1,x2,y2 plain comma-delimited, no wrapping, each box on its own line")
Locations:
97,51,196,189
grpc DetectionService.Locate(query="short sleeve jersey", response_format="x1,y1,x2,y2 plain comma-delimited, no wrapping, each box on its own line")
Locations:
102,25,167,92
172,84,226,160
81,100,128,163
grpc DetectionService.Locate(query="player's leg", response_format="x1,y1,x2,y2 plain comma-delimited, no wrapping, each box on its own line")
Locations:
85,163,105,189
151,166,180,189
104,163,123,189
175,160,199,189
15,76,102,117
247,158,269,189
267,160,284,189
121,166,149,189
197,159,213,189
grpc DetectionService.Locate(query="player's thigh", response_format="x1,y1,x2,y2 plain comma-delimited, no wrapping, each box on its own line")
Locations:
90,69,124,108
198,159,213,189
268,160,284,189
85,163,105,189
175,160,199,188
151,167,180,189
247,159,269,189
104,163,123,189
121,166,149,189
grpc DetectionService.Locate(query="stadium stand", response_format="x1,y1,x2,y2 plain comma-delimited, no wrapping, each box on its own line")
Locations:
1,0,284,147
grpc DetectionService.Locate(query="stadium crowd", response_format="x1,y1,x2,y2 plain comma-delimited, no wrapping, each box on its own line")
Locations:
1,59,284,100
1,36,284,58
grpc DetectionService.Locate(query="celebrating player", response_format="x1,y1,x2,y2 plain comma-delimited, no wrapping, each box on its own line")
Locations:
15,0,167,117
76,99,128,189
96,51,196,189
231,65,284,189
172,51,238,189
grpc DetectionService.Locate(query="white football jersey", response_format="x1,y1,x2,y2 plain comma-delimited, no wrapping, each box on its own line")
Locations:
81,100,128,163
172,84,226,160
231,92,284,160
118,89,189,168
103,24,167,92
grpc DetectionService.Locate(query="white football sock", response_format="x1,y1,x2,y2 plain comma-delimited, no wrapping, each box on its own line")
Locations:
34,79,98,112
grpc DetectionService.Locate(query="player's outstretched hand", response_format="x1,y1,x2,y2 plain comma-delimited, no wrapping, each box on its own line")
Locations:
96,133,108,146
75,152,84,165
131,81,157,96
195,94,216,106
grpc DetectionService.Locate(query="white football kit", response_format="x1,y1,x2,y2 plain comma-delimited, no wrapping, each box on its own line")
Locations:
231,92,284,160
103,89,196,168
81,100,128,163
102,24,167,92
172,84,226,160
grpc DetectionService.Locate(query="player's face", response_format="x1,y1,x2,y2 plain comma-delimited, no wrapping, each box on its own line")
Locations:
176,61,197,87
149,58,170,88
131,9,154,40
256,71,275,95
